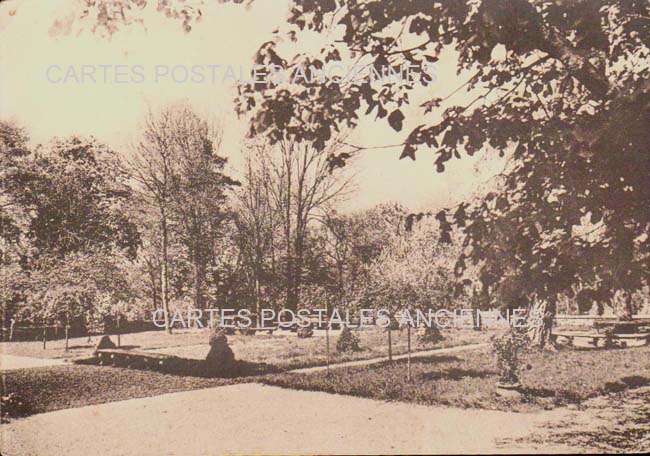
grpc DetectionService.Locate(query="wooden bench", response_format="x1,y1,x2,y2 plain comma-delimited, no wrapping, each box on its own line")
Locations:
551,331,650,347
593,319,650,334
551,331,608,347
238,326,277,335
609,333,650,347
300,316,344,330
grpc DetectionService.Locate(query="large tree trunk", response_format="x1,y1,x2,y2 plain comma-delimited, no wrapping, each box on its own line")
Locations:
285,257,297,312
337,263,346,307
613,289,634,321
527,297,556,349
160,209,172,334
193,261,204,310
254,275,261,326
285,236,304,312
293,238,304,311
145,259,159,311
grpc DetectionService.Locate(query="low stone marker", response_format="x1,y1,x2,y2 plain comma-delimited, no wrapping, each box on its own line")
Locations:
204,330,236,375
90,330,239,377
94,349,189,375
94,335,116,351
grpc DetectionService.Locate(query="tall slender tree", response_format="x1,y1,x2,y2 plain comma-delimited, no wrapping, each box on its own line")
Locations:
246,139,353,311
166,110,239,310
130,104,238,326
129,107,178,333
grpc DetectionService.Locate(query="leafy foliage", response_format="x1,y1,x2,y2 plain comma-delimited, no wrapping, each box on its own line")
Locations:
297,323,314,338
336,325,361,352
231,0,650,308
491,327,529,384
1,126,140,329
2,134,139,260
0,392,31,422
368,209,477,314
18,250,136,331
416,324,444,347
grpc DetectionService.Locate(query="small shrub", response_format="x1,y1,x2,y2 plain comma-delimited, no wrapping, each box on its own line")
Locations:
214,325,236,335
490,327,529,384
297,324,314,338
94,335,116,351
1,393,31,422
417,325,444,347
238,327,255,336
336,326,361,353
208,328,228,345
205,328,236,376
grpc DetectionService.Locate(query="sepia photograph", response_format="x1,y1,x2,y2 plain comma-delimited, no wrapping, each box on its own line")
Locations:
0,0,649,454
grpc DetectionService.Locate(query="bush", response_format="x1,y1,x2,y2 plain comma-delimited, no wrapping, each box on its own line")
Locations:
417,325,444,347
378,313,400,330
94,335,116,351
213,324,236,335
297,324,314,338
336,326,361,353
204,328,236,376
490,327,529,384
1,393,31,422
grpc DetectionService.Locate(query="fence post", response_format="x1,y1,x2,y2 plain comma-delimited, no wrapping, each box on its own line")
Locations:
42,326,46,349
117,314,121,348
407,324,411,381
325,324,330,375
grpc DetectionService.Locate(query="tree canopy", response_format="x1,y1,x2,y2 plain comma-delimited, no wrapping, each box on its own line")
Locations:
4,1,650,334
230,0,650,304
0,126,141,328
1,133,140,260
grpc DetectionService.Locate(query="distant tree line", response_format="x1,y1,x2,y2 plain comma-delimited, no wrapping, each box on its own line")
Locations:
0,105,473,337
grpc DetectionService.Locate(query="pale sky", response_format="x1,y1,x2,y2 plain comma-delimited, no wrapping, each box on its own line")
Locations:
0,0,504,212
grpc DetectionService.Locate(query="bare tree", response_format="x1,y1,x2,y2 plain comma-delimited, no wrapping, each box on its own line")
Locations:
165,109,238,311
129,104,238,330
320,210,354,310
129,107,176,333
236,153,278,323
245,139,354,311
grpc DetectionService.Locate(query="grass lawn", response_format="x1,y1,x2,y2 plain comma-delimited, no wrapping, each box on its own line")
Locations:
0,364,246,419
146,327,487,369
261,345,650,412
502,386,650,453
0,327,487,369
0,329,212,360
3,342,650,421
0,328,486,420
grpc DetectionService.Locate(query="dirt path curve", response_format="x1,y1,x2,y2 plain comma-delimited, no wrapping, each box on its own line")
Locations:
289,342,488,374
2,382,580,455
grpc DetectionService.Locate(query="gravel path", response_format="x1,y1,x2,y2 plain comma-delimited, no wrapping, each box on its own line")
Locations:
289,342,488,374
1,382,578,455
